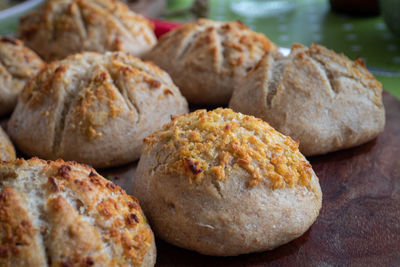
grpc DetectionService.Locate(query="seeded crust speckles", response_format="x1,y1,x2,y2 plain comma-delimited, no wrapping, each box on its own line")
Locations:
0,158,156,267
143,108,312,189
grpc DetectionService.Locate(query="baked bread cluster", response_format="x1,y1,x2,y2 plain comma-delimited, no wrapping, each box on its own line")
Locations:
19,0,157,61
0,36,44,116
0,126,15,162
0,158,156,266
230,43,385,156
133,108,322,256
145,19,277,105
8,52,188,168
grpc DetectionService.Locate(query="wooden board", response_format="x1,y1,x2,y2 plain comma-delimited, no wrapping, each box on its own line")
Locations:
1,92,399,266
101,91,400,266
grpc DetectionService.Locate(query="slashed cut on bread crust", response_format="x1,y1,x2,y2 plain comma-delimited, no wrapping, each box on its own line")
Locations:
145,19,277,105
0,158,156,267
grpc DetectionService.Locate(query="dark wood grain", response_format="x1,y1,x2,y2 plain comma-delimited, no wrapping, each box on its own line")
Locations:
102,91,400,267
2,92,399,266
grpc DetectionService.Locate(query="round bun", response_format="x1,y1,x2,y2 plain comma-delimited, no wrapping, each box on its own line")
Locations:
133,108,322,256
8,52,188,168
0,36,44,116
0,126,16,162
18,0,157,61
229,43,385,156
0,158,156,266
145,19,277,105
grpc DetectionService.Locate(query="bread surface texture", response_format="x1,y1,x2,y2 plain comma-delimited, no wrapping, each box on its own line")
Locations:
229,43,385,156
18,0,157,61
0,127,16,162
8,52,188,168
133,108,322,256
0,36,44,116
145,19,277,105
0,158,156,267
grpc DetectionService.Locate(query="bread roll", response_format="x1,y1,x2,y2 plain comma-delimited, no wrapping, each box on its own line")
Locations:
145,19,277,105
0,36,44,116
230,43,385,156
18,0,157,61
8,52,188,168
133,108,322,256
0,126,16,162
0,158,156,266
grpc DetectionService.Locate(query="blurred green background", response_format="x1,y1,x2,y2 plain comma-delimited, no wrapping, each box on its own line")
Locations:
168,0,400,98
1,0,399,98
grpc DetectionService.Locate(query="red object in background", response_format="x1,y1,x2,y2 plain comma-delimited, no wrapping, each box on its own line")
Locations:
150,19,181,38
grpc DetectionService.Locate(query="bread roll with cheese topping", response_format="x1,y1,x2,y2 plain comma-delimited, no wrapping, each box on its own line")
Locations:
133,108,322,256
229,43,385,156
8,52,188,167
18,0,157,61
0,158,156,266
145,19,277,105
0,36,44,116
0,126,16,162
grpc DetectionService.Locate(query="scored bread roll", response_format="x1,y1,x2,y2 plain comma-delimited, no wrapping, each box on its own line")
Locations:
145,19,277,105
133,108,322,256
0,126,16,162
0,158,156,266
8,52,188,168
0,36,44,116
230,43,385,156
18,0,157,61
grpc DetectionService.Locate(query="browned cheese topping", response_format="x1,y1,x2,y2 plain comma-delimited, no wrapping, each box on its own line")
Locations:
21,52,176,140
144,108,313,189
0,158,154,266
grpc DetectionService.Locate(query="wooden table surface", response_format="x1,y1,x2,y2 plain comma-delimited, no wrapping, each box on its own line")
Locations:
101,91,400,266
1,92,398,266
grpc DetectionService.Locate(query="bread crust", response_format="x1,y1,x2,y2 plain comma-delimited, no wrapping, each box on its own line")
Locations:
8,52,188,168
133,108,322,256
0,36,44,116
145,19,277,105
0,158,156,267
0,126,16,162
18,0,157,61
229,43,385,156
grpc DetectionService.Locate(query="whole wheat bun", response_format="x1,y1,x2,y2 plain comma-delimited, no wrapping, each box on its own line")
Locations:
8,52,188,168
133,108,322,256
229,43,385,156
145,19,277,105
0,158,156,266
18,0,157,61
0,36,44,116
0,126,16,162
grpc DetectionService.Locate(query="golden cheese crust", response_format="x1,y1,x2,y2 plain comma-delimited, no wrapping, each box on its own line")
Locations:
18,0,157,61
0,158,156,267
145,19,277,105
0,127,15,162
0,36,44,116
8,52,188,168
134,109,322,256
229,43,385,156
144,108,312,189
